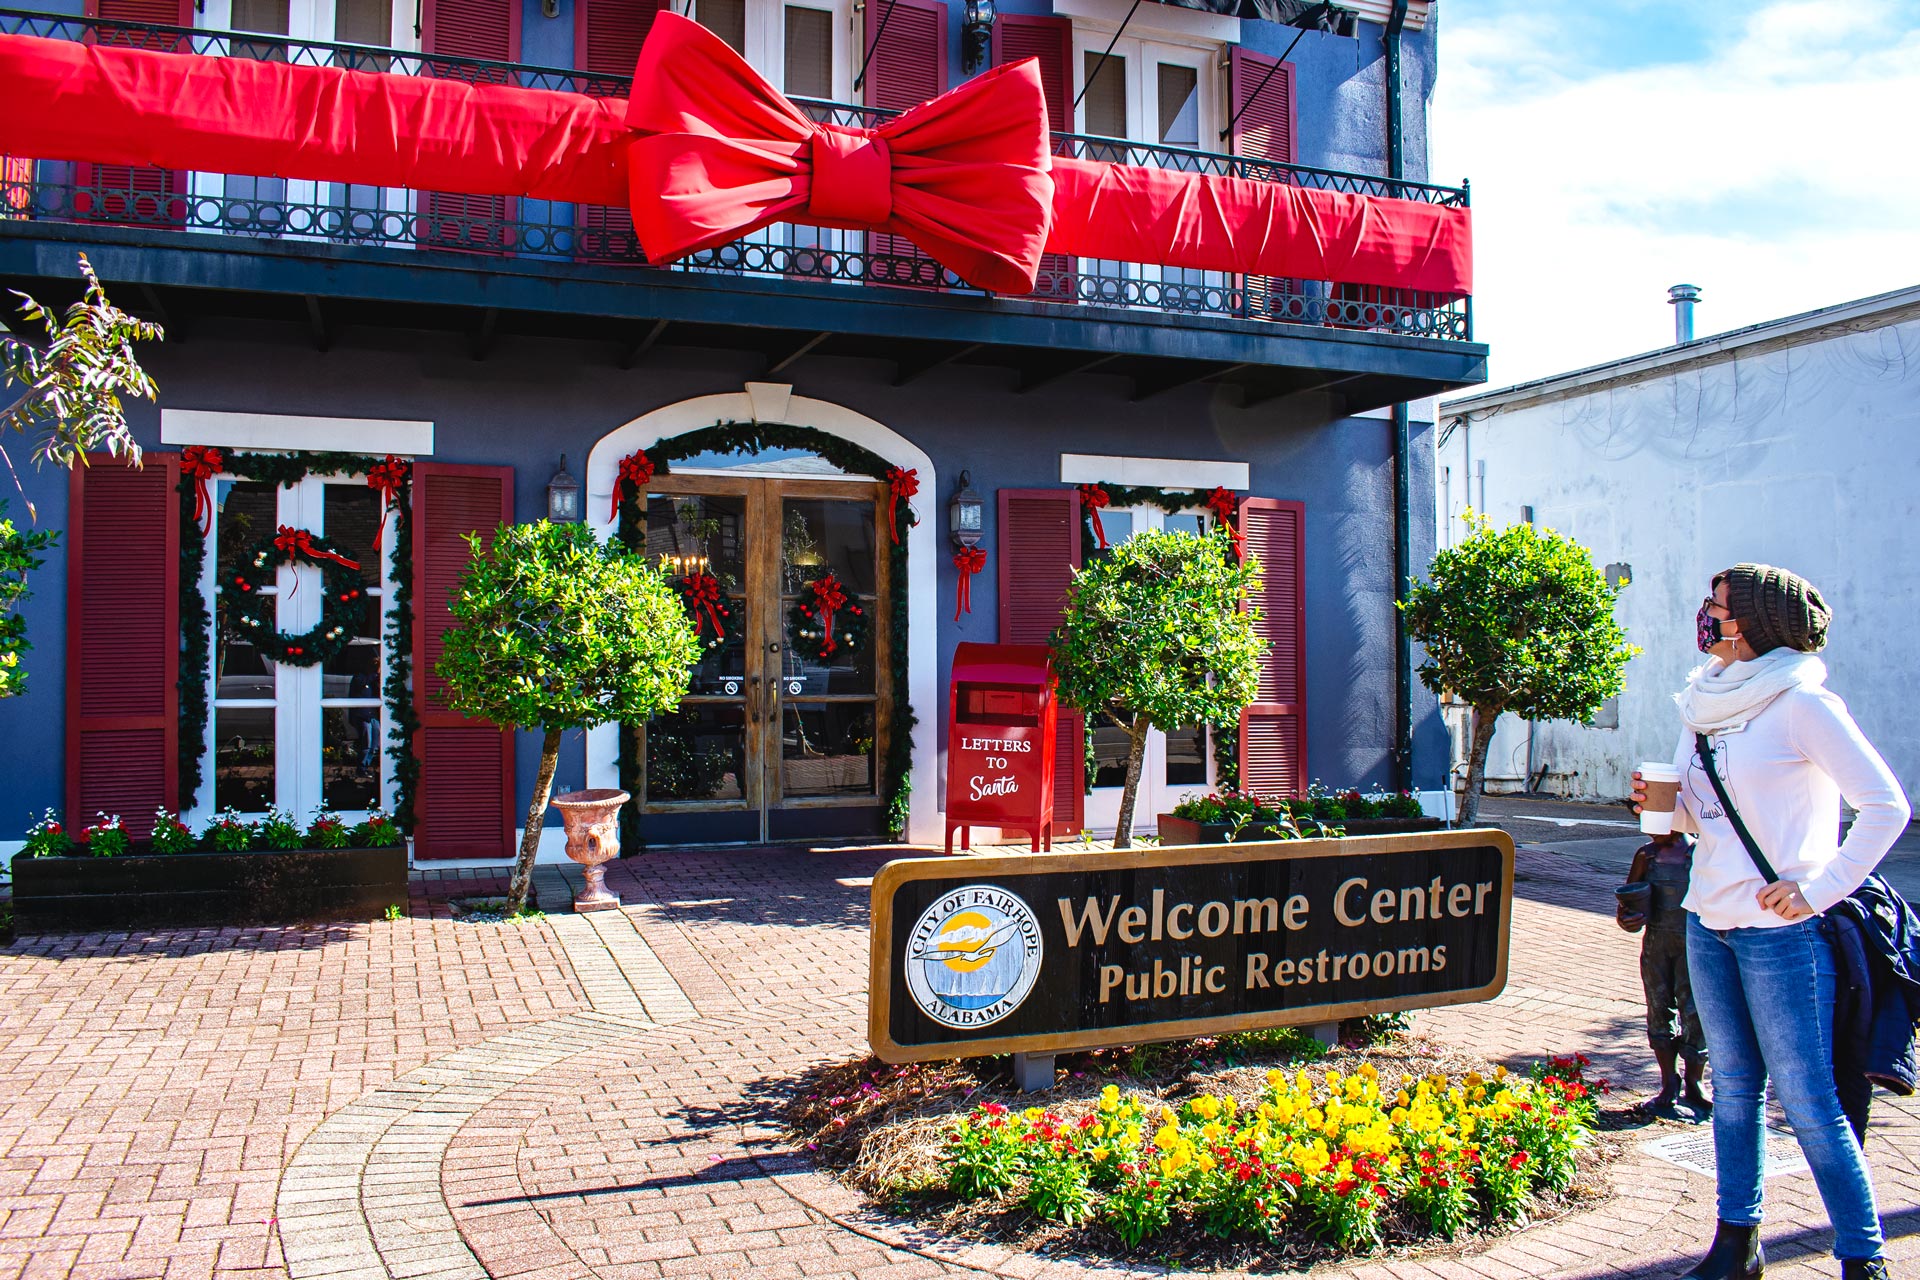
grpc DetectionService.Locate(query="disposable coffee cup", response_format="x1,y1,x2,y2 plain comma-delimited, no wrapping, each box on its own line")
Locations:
1638,762,1682,835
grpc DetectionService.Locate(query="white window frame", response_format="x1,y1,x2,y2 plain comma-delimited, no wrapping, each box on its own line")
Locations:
1080,503,1218,834
195,471,397,826
190,0,420,241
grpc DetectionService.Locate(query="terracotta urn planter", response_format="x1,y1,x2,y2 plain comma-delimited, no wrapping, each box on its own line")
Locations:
550,788,629,912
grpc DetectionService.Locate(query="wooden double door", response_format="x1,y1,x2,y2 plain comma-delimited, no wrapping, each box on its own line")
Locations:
628,474,891,845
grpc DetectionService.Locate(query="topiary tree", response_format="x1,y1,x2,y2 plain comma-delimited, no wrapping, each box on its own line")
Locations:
1401,513,1639,827
1051,527,1263,848
436,520,701,915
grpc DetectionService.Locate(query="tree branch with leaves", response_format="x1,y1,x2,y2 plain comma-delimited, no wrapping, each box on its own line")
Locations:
1400,513,1639,827
1051,527,1263,848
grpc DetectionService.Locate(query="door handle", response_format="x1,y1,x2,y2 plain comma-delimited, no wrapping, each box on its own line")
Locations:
745,674,760,723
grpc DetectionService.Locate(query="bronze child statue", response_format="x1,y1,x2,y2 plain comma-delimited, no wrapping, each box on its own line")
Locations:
1616,831,1712,1118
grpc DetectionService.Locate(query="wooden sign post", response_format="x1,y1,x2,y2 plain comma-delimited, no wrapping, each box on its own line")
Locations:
869,831,1514,1076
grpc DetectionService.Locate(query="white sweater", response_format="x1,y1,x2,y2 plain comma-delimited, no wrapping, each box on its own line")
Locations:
1672,683,1910,930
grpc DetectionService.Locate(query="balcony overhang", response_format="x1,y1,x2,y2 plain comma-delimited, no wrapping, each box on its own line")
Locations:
0,222,1487,413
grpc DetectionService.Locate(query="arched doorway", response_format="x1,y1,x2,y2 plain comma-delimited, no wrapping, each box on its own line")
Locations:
584,390,939,845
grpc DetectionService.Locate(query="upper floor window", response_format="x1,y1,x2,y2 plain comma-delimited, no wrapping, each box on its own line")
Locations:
201,0,411,51
1074,33,1214,151
688,0,851,100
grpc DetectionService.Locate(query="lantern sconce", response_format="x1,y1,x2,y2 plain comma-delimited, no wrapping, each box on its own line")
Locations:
949,470,984,550
547,454,581,522
541,0,559,17
961,0,995,75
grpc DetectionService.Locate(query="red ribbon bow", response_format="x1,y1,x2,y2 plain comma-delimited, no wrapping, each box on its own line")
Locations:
1079,484,1111,550
367,454,408,545
273,525,362,597
953,546,987,621
678,572,729,640
612,450,654,522
885,466,919,545
1205,487,1243,556
626,14,1053,295
181,445,224,536
807,573,850,654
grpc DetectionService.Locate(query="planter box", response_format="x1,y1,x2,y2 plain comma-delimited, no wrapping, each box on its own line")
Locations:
9,847,408,933
1157,813,1446,846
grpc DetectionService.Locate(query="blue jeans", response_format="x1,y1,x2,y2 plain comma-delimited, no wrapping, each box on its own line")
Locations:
1686,913,1883,1260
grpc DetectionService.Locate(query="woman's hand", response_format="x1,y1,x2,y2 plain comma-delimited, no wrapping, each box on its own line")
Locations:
1758,881,1816,922
1630,770,1646,815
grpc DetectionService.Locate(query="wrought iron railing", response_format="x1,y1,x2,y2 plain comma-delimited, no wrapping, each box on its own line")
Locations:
0,8,1472,341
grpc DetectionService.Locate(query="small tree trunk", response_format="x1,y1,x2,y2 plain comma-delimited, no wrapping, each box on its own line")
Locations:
1458,706,1499,829
506,727,563,916
1111,715,1152,850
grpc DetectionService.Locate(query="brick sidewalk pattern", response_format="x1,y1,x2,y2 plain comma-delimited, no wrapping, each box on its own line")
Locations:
0,846,1915,1279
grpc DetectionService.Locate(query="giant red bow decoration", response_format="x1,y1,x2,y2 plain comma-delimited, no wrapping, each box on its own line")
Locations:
367,454,408,544
1078,484,1111,550
1204,487,1244,557
181,445,224,536
627,17,1052,296
885,466,919,545
0,16,1473,297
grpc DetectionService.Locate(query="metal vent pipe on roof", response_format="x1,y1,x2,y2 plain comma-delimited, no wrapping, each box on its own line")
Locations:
1669,283,1702,344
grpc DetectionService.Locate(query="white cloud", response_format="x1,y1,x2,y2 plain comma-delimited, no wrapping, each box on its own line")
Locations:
1434,0,1920,387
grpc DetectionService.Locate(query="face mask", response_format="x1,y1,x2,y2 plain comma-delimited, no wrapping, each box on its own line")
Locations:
1697,603,1726,653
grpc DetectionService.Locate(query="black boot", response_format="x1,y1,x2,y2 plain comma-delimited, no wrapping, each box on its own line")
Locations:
1839,1260,1887,1280
1681,1221,1763,1279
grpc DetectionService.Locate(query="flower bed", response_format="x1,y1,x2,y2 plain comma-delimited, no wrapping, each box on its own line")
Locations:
1161,787,1443,845
787,1034,1616,1269
10,806,407,932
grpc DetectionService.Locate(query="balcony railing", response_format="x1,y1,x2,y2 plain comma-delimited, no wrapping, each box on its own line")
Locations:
0,8,1472,342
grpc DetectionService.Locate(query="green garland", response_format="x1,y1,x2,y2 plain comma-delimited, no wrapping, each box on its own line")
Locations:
176,451,416,827
1078,481,1244,795
219,529,369,666
616,422,916,839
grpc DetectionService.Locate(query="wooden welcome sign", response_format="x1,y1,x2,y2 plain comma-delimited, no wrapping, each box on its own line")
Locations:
868,831,1514,1063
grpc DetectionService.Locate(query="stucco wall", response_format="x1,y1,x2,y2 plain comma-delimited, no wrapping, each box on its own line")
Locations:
0,317,1444,839
1435,316,1920,804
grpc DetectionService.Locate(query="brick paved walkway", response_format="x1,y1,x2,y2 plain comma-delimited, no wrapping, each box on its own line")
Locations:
2,845,1917,1280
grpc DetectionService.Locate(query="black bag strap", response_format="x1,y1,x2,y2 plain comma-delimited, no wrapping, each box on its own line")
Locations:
1695,731,1780,884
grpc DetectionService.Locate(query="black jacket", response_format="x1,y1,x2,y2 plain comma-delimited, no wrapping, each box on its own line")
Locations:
1829,876,1920,1097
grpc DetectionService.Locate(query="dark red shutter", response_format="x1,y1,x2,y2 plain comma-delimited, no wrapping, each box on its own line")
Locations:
1238,497,1306,799
66,453,180,839
420,0,520,253
1228,47,1297,320
573,0,672,262
75,0,193,227
412,463,515,860
865,0,947,289
996,488,1083,832
993,14,1074,302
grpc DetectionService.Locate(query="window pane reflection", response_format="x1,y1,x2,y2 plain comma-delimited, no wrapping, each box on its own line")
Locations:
1092,720,1130,788
321,706,381,809
782,703,875,797
646,705,746,802
1165,724,1208,785
324,483,384,576
644,494,746,590
216,706,275,812
782,498,876,593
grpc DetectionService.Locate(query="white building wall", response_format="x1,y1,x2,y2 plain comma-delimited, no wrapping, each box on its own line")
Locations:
1435,315,1920,803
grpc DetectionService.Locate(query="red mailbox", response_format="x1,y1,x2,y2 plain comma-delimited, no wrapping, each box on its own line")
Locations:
945,642,1059,854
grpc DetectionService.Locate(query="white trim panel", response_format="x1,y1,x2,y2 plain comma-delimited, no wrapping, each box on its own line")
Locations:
1059,453,1250,490
1053,0,1236,44
161,410,435,456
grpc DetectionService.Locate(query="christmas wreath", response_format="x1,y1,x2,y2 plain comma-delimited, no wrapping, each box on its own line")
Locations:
789,572,867,662
220,525,371,666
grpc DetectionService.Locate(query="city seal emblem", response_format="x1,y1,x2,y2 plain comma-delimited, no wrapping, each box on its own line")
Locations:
904,884,1044,1029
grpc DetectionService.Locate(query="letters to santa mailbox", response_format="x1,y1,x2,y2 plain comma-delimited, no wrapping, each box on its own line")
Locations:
945,643,1059,854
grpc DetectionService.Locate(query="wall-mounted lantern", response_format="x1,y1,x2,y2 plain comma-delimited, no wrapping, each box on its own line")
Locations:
547,454,581,522
949,470,984,549
961,0,996,75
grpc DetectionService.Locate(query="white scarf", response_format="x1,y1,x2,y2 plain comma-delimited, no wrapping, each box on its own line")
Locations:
1675,648,1827,734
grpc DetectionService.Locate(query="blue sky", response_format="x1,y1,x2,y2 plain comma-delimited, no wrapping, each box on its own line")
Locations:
1432,0,1920,388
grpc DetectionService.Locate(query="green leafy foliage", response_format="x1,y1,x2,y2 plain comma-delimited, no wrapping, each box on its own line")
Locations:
1401,514,1639,825
1052,528,1262,847
0,501,55,699
20,809,71,858
436,520,700,913
149,809,195,854
1,253,162,488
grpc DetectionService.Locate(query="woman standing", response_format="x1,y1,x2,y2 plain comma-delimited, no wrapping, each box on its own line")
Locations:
1637,564,1908,1280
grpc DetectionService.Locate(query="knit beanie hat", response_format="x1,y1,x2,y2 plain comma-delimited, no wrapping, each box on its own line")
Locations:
1723,563,1831,654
